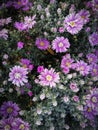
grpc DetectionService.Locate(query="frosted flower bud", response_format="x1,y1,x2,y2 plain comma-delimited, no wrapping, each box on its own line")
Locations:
80,80,85,85
63,96,69,103
52,100,57,106
32,97,37,102
72,73,77,78
36,120,41,125
37,108,42,114
3,54,8,59
9,88,13,93
67,74,72,79
57,8,61,15
3,80,7,85
65,124,70,130
37,5,42,11
40,93,45,100
50,126,55,130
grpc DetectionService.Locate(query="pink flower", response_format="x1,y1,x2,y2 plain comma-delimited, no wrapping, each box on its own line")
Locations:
9,66,28,87
52,37,70,53
73,95,79,102
28,91,33,97
17,41,24,49
37,66,44,73
35,38,50,50
70,83,79,92
38,68,60,88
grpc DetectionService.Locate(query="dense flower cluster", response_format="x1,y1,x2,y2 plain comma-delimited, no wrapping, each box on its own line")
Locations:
0,0,98,129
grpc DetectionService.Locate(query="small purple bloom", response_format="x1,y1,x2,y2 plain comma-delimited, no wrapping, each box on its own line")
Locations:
20,58,34,71
83,105,97,120
90,63,98,77
61,54,74,74
0,118,15,130
0,101,20,117
87,53,97,64
9,66,28,87
35,38,50,50
17,41,24,49
52,37,70,53
14,22,26,31
14,118,30,130
64,12,83,34
89,32,98,46
37,66,44,73
75,60,90,76
78,9,90,24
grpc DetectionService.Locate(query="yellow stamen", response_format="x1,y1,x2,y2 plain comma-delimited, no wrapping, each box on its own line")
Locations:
19,124,25,130
40,42,45,46
7,107,13,113
69,21,75,27
46,75,52,81
58,42,63,47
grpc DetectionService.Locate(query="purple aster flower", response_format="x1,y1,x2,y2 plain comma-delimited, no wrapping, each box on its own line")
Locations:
0,101,20,118
64,12,83,35
87,53,97,64
21,0,28,6
75,60,90,76
52,37,70,53
89,32,98,46
90,63,98,77
83,105,97,120
78,9,90,24
38,68,60,88
0,118,15,130
14,118,30,130
24,15,36,29
20,58,34,71
93,0,98,11
35,38,50,50
61,54,74,74
13,1,23,9
21,58,31,67
9,66,28,87
86,88,98,109
14,22,26,31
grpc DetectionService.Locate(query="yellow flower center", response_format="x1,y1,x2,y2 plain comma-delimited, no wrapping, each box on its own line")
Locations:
87,107,91,112
40,42,45,46
23,64,27,68
18,2,21,5
89,58,93,62
15,73,21,79
95,4,98,9
58,42,63,47
91,96,97,103
81,15,85,19
80,66,84,71
4,125,11,130
7,107,13,113
69,21,75,27
93,69,97,74
66,62,71,67
19,124,25,130
46,75,52,81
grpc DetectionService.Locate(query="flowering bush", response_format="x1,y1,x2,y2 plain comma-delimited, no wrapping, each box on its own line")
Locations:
0,0,98,130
